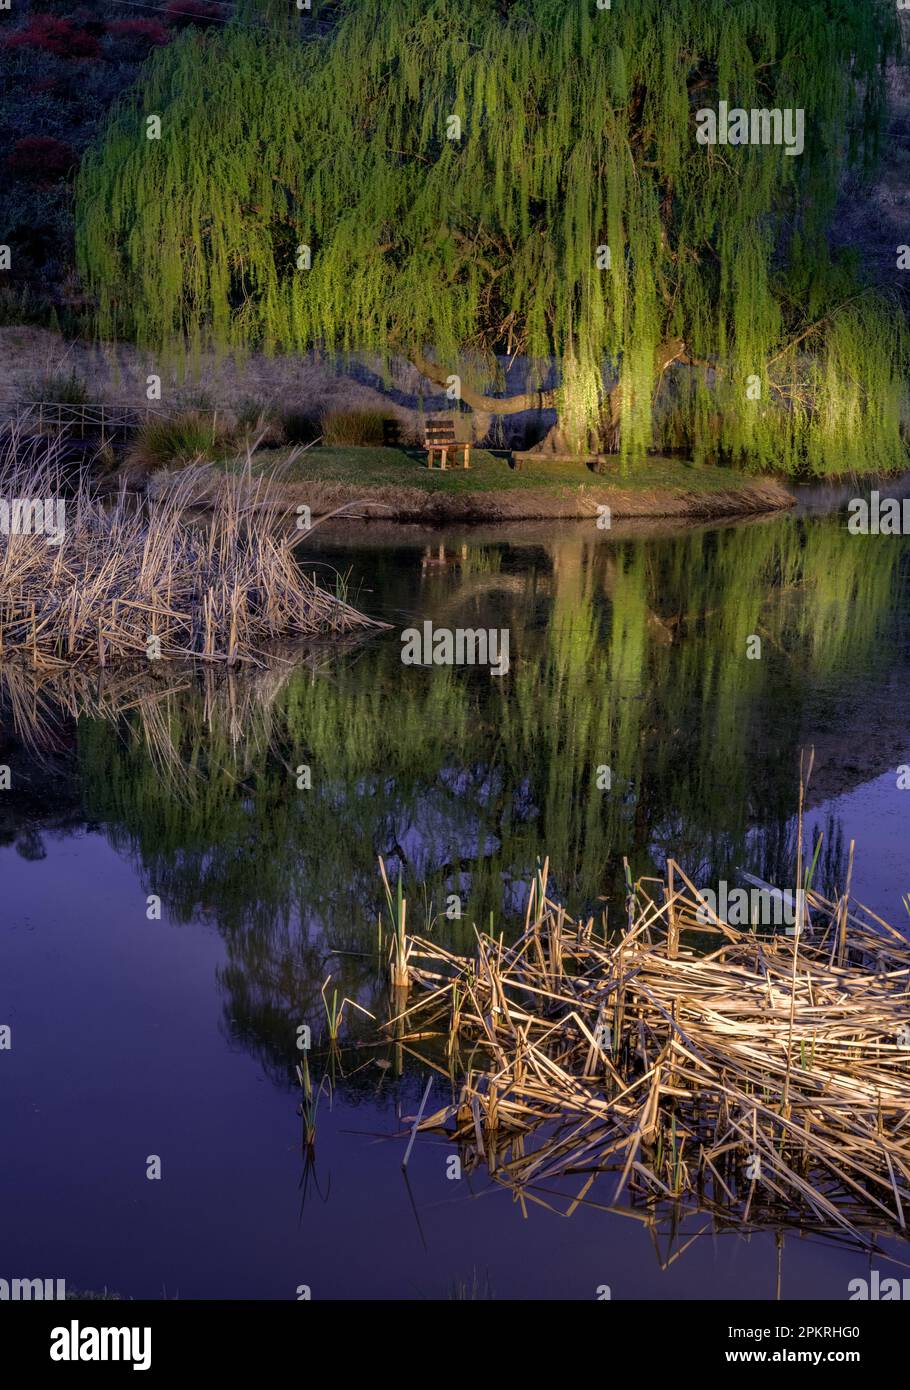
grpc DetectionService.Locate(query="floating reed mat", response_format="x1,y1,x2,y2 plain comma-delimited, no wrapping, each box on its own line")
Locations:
389,862,910,1243
0,440,382,667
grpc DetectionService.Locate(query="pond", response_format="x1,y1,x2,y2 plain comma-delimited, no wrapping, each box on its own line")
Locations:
2,499,909,1300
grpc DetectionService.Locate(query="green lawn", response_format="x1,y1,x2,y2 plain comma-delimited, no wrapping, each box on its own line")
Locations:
238,445,760,494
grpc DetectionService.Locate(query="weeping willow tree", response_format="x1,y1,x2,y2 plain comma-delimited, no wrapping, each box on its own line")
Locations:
77,0,908,472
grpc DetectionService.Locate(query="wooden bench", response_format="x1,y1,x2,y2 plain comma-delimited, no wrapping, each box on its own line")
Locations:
425,417,470,470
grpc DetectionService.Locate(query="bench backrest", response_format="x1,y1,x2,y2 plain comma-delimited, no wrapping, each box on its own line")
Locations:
425,418,457,445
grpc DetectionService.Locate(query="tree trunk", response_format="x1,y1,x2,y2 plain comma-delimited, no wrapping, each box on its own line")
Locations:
601,337,686,452
533,423,573,455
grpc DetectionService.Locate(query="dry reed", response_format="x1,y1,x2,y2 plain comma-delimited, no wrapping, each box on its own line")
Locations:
0,431,382,668
390,858,910,1246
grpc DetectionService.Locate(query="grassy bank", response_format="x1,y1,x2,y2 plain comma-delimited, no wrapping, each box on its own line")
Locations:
155,445,795,523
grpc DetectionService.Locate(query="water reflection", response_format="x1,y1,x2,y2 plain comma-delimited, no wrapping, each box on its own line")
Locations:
2,511,908,1258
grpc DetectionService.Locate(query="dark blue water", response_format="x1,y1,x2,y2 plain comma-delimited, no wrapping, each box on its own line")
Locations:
2,509,909,1298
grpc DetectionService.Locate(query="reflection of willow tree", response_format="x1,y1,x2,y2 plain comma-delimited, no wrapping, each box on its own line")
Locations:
70,517,906,1062
77,519,905,921
622,522,902,890
489,519,905,908
78,664,472,933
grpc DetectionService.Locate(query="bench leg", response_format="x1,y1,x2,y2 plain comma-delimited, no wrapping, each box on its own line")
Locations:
462,446,470,469
440,447,448,470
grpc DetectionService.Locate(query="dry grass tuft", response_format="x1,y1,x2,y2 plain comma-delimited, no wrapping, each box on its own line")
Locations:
0,430,382,668
321,409,388,446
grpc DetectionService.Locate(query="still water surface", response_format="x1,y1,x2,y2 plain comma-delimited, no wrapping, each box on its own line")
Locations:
2,504,909,1298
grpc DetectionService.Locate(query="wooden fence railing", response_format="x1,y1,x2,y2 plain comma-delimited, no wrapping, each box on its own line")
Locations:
5,401,170,444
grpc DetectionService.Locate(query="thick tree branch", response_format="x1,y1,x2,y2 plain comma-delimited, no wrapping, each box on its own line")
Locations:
764,291,872,368
409,349,557,414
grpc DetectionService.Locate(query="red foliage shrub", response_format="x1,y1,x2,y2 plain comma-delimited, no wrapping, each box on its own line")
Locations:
5,16,101,59
107,19,172,48
164,1,225,28
5,136,78,182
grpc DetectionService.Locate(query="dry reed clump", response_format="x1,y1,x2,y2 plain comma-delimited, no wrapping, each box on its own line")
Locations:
124,409,236,472
0,433,382,668
391,857,910,1245
320,409,389,446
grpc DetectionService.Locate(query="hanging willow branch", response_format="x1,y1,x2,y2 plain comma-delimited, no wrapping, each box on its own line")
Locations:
76,0,907,472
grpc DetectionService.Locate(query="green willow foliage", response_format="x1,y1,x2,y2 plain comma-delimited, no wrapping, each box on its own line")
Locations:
76,0,907,472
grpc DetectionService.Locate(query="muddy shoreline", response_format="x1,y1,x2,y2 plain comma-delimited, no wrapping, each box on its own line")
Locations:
150,469,796,525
